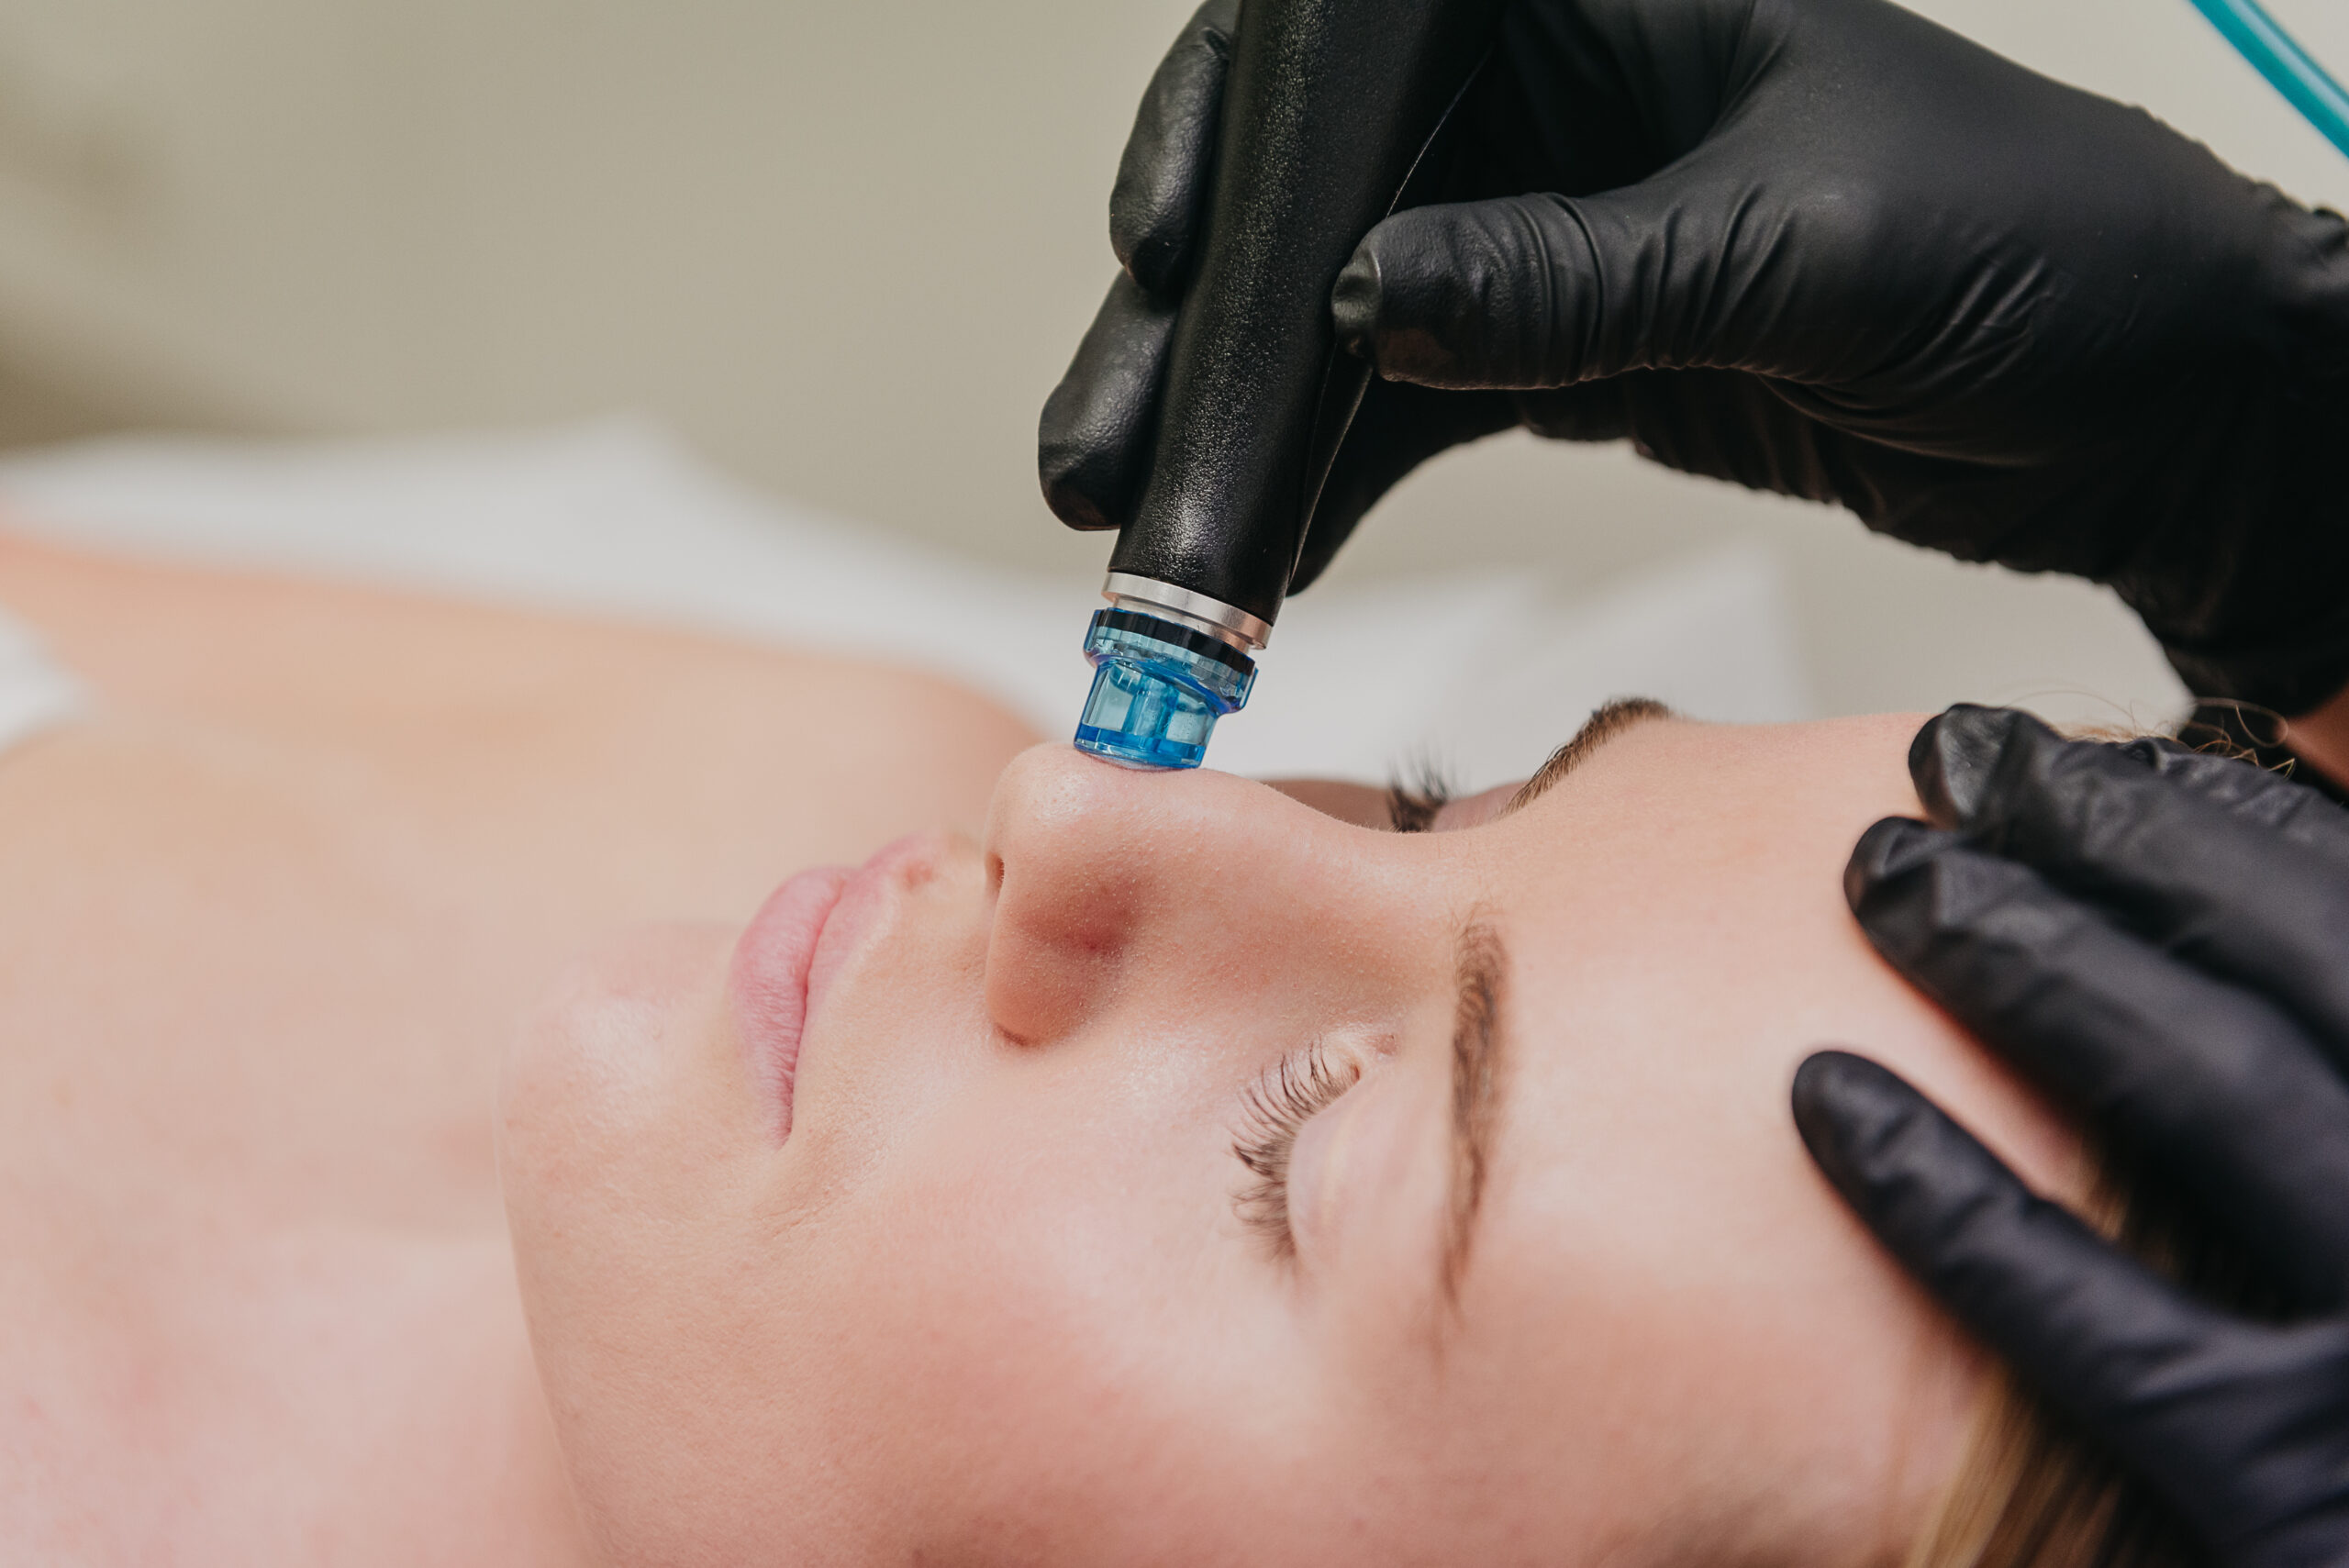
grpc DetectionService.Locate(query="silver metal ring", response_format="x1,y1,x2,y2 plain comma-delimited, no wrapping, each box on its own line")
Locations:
1101,573,1274,651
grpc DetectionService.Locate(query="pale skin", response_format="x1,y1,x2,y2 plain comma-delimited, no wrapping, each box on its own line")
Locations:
1,530,2099,1565
2287,683,2349,786
0,534,1028,1563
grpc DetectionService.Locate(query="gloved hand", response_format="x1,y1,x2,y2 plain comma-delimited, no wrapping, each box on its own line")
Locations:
1041,0,2349,713
1794,705,2349,1566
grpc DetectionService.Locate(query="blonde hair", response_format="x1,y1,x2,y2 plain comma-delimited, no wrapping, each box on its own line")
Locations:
1907,1159,2241,1568
1908,1369,2193,1568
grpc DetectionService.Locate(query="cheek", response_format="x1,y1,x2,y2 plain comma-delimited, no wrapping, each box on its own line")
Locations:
492,914,1275,1562
797,882,996,1171
842,1078,1208,1422
498,923,838,1562
808,1073,1324,1562
497,921,750,1284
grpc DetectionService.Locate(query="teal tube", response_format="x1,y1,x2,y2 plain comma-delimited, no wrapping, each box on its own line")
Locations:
2188,0,2349,159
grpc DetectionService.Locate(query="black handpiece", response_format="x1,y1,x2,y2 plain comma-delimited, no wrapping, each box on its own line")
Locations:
1050,0,2349,754
1070,0,1502,771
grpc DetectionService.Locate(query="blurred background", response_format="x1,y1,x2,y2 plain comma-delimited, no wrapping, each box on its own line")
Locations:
0,0,2343,728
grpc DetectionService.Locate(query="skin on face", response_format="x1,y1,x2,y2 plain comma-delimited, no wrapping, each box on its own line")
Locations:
498,712,2087,1568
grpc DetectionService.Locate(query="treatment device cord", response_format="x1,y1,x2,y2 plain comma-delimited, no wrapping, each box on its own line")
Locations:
2188,0,2349,159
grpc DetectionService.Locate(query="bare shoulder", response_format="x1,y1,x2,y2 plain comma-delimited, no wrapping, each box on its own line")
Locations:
0,532,1041,903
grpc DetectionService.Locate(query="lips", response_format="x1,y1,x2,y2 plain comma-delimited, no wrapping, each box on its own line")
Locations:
729,834,937,1140
729,864,852,1139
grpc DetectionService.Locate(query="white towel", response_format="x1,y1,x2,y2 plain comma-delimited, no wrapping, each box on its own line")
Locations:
0,417,1812,790
0,606,83,760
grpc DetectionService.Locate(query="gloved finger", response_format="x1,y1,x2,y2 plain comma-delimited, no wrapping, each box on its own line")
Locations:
2170,703,2349,815
2115,727,2345,831
1289,378,1522,593
1909,706,2349,1048
1331,195,1599,388
1791,1050,2349,1551
1293,364,1991,593
1525,367,2000,525
1109,0,1239,296
1039,272,1178,533
1847,819,2349,1303
1330,161,1896,391
1920,706,2341,839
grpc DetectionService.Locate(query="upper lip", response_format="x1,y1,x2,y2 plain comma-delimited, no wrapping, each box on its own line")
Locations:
729,864,851,1140
805,833,935,1021
731,833,938,1140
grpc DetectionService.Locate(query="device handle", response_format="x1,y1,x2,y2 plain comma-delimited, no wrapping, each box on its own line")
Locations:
1107,0,1504,628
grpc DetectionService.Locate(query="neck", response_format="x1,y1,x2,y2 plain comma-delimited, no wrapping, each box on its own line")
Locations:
147,1229,591,1564
376,1235,595,1568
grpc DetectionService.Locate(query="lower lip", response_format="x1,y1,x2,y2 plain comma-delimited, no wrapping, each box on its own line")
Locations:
729,864,853,1140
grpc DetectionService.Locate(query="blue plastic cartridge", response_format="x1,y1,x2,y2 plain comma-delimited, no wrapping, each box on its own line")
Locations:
1074,607,1257,770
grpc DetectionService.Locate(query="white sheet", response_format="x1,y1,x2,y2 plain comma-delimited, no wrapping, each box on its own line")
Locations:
0,417,1811,790
0,607,83,760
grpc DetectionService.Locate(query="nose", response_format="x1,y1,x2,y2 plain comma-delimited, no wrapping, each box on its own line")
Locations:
980,744,1419,1046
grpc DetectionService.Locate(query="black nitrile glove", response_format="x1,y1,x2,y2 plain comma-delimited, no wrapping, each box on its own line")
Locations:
1794,705,2349,1566
1041,0,2349,713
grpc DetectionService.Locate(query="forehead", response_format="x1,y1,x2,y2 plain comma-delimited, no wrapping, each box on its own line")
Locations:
1476,709,1930,1088
1486,712,1925,873
1463,715,1926,1006
1450,717,1934,1296
1473,711,1932,1095
1404,715,1972,1507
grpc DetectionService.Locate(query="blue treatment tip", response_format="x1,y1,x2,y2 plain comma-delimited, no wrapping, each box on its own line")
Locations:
1074,607,1256,770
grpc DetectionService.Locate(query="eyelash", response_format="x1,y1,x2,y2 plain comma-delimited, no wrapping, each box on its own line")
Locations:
1386,757,1455,834
1232,1048,1362,1258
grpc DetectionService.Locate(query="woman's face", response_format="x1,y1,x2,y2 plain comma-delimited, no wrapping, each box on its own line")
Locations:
499,710,2080,1568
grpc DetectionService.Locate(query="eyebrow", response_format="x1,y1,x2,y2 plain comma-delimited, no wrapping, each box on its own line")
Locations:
1499,696,1675,819
1441,919,1508,1307
1437,698,1673,1305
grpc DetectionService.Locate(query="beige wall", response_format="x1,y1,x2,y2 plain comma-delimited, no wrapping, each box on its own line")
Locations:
0,0,2343,719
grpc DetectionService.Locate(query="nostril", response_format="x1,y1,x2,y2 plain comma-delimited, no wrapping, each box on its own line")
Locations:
985,932,1119,1048
985,851,1005,895
984,857,1139,1046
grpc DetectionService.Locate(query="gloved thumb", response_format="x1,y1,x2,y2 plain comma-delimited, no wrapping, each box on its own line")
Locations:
1040,272,1178,533
1110,0,1240,296
1334,171,1812,389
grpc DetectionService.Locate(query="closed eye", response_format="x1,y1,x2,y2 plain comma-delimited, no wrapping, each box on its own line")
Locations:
1386,757,1455,833
1232,1048,1360,1258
